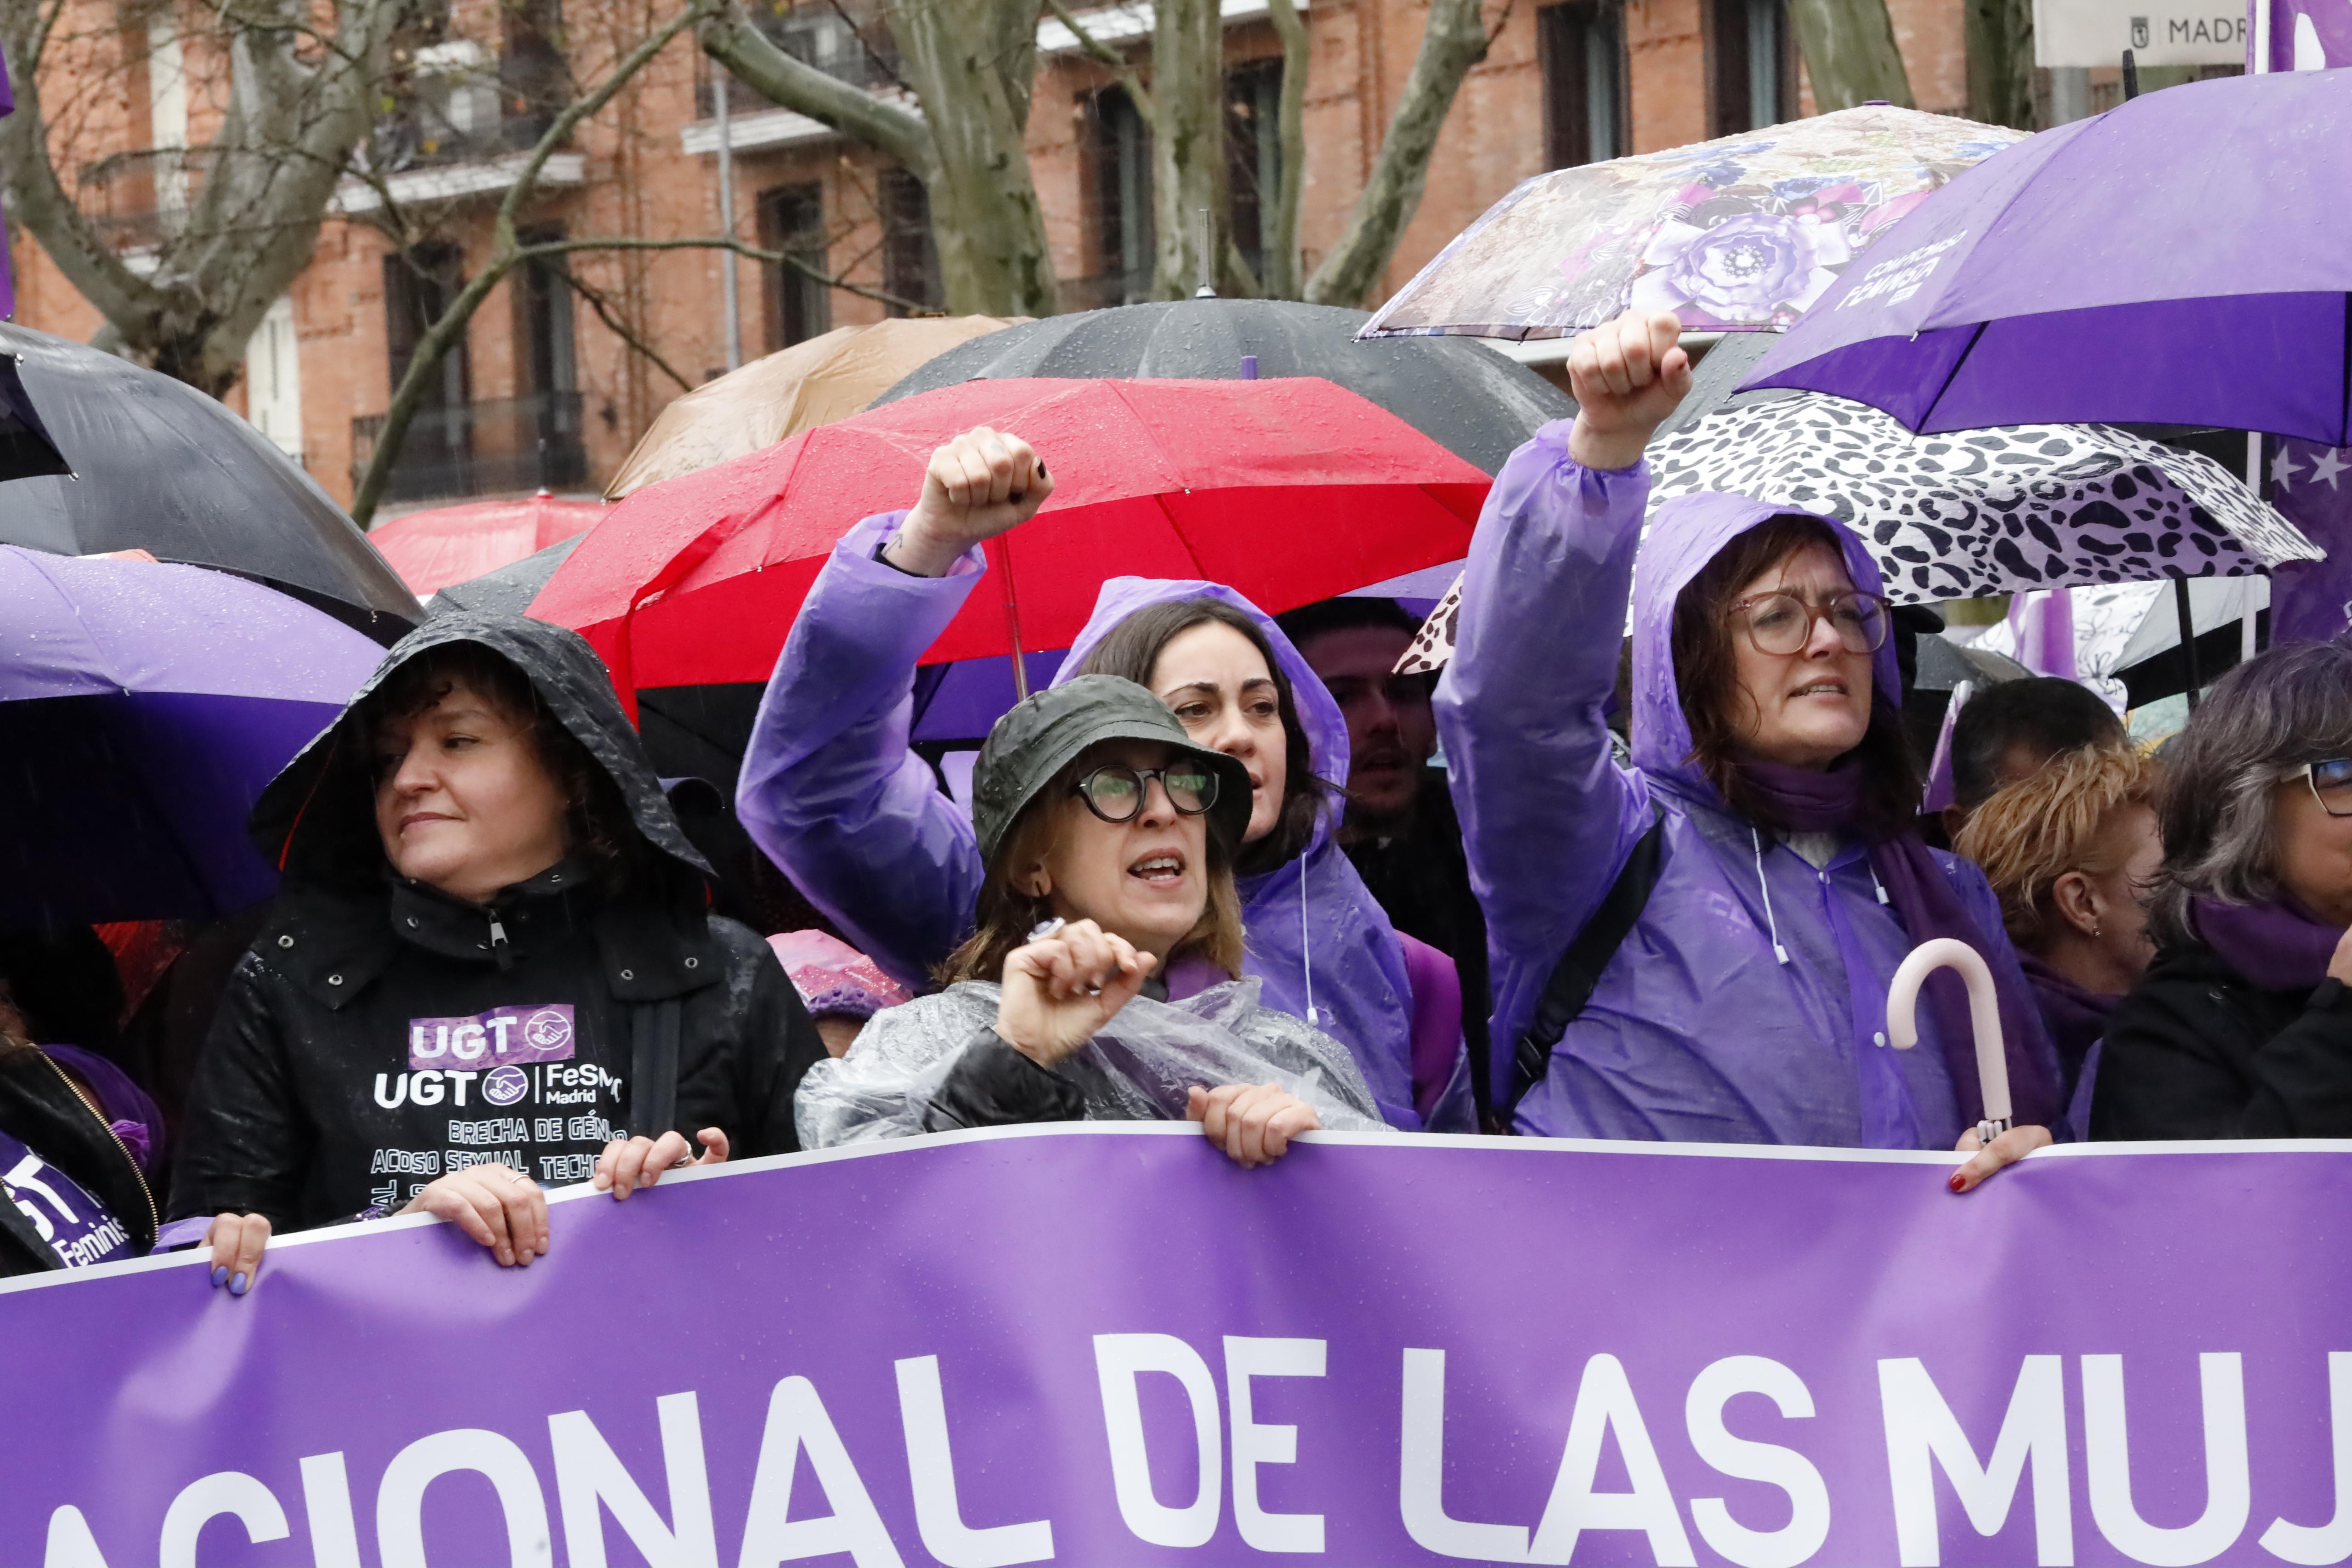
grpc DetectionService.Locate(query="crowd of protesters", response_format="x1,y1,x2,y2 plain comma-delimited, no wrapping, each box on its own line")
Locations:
5,305,2350,1285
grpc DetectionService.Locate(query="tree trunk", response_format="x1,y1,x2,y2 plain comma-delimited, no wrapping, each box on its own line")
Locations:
1302,0,1489,307
1965,0,2035,127
1260,0,1310,300
883,0,1060,315
1148,0,1234,298
705,0,1058,317
1784,0,1917,109
0,0,400,393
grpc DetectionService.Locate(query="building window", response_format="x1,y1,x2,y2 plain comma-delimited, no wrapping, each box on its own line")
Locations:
1226,60,1283,283
500,0,568,147
243,295,303,459
880,167,941,315
384,241,470,412
758,183,831,349
1538,0,1628,168
1083,86,1153,306
1708,0,1798,135
514,225,577,398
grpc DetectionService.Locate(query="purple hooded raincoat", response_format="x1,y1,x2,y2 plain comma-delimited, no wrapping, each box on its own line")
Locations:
737,511,1474,1132
1436,423,2061,1147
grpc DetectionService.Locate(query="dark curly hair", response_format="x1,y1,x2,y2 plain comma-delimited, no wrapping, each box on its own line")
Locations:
1669,514,1922,840
1069,598,1338,877
362,644,649,894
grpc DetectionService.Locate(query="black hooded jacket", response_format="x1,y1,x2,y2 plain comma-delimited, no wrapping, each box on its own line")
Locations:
170,614,825,1231
0,1044,159,1277
2092,939,2352,1140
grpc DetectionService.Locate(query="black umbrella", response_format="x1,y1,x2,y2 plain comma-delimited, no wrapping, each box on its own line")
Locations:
0,323,421,641
429,532,585,619
0,353,68,481
872,299,1572,475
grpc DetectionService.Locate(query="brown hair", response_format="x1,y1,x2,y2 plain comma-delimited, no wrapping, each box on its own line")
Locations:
937,745,1247,985
1952,742,2159,951
1669,514,1922,838
1069,598,1339,877
364,644,647,894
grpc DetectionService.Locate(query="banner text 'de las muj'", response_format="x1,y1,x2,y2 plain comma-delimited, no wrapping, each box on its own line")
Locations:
6,1127,2352,1568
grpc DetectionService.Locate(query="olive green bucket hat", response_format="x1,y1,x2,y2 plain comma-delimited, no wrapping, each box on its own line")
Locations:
972,674,1253,863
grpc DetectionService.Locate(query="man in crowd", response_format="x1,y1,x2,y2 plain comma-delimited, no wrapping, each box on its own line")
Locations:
1943,676,2128,840
1278,598,1492,1117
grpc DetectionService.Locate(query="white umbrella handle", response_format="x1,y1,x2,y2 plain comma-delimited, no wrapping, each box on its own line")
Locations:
1885,938,2014,1142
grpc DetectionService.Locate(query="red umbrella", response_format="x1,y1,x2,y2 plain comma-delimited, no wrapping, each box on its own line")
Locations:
369,491,605,598
528,378,1490,708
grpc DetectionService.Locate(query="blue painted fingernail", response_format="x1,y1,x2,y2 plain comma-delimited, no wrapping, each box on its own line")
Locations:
228,1272,249,1296
210,1265,227,1287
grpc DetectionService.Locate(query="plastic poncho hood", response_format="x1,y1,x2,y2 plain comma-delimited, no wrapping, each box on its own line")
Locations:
1628,491,1905,792
250,610,712,900
1058,577,1421,1121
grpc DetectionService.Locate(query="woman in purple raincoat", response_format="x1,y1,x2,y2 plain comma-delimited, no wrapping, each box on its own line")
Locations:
1438,312,2064,1182
738,428,1473,1132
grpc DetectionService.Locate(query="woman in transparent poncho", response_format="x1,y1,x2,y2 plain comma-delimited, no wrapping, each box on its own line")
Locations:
794,674,1386,1164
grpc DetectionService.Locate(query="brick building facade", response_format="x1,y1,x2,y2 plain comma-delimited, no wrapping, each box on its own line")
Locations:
6,0,1974,512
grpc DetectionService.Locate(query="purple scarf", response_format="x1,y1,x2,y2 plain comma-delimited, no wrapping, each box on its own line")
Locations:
2192,895,2344,992
1740,759,2062,1132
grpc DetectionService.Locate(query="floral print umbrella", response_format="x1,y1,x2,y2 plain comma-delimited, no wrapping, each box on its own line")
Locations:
1360,106,2027,341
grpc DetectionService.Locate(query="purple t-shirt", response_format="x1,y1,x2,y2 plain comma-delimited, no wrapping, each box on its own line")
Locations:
0,1130,133,1269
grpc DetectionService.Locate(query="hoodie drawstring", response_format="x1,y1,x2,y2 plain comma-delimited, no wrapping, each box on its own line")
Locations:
1751,829,1791,966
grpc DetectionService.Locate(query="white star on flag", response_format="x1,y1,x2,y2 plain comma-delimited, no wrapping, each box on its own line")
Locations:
2308,447,2352,491
2273,446,2302,489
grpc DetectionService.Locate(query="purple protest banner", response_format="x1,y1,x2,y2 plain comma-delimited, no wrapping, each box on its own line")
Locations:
5,1126,2352,1568
2265,440,2352,643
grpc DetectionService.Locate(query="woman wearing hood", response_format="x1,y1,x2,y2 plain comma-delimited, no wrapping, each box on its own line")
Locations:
171,616,826,1292
1440,311,2064,1185
738,428,1471,1132
797,674,1384,1153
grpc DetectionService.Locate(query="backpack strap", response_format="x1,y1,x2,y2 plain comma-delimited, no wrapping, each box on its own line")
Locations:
1501,808,1668,1124
628,997,684,1143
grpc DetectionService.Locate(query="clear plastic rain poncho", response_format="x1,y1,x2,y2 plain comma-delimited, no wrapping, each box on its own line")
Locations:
795,975,1389,1149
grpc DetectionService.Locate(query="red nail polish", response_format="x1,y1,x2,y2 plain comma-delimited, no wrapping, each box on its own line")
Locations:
1948,1173,1967,1193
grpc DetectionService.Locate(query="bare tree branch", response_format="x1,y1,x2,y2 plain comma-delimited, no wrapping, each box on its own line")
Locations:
699,2,934,172
1042,0,1154,118
1304,0,1490,306
556,264,698,393
1261,0,1308,299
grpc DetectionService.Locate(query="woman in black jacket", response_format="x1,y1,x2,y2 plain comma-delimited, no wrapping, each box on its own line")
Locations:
2095,641,2352,1139
172,614,825,1292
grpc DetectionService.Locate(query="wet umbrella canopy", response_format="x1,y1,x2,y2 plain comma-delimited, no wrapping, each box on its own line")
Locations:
0,324,421,640
0,548,386,924
871,299,1570,475
1744,71,2352,441
530,376,1489,699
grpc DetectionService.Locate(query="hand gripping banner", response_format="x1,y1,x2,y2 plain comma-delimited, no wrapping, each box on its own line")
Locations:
5,1126,2352,1568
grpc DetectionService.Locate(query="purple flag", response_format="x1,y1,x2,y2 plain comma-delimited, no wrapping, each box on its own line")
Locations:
2252,0,2352,68
2265,439,2352,643
5,1126,2352,1566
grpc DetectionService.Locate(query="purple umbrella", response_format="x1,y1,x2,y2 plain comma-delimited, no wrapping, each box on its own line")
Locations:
1741,70,2352,442
0,548,384,924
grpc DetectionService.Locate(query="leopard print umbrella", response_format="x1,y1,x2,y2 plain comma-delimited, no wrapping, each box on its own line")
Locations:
1395,395,2317,674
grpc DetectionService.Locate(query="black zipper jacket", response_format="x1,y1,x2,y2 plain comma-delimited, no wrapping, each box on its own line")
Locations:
2092,938,2352,1140
169,613,825,1231
0,1045,158,1277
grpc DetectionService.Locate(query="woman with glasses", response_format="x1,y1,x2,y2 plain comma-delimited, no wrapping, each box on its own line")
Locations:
2093,642,2352,1139
1434,310,2063,1182
739,426,1474,1133
795,675,1385,1159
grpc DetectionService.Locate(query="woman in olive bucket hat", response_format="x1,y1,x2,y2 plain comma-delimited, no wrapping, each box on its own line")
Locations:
795,675,1385,1165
